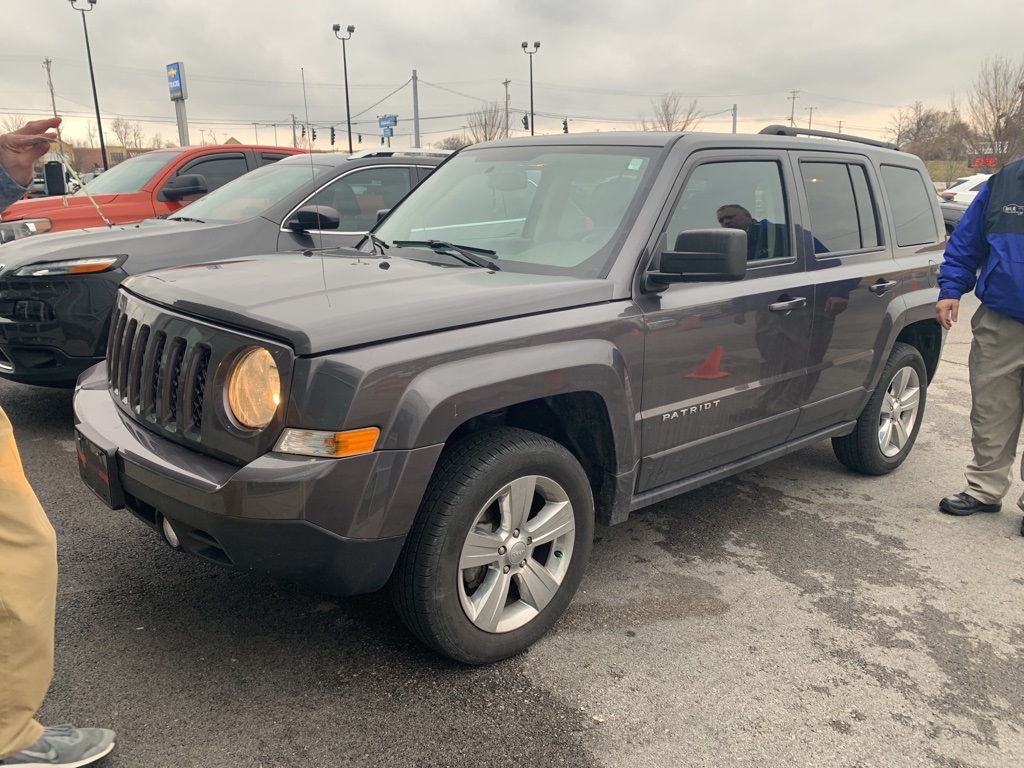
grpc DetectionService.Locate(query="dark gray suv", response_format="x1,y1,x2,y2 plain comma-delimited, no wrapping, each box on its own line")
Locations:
74,126,945,664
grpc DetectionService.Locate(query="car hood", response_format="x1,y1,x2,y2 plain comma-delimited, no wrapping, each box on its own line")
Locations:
0,218,218,270
124,251,615,355
0,192,125,221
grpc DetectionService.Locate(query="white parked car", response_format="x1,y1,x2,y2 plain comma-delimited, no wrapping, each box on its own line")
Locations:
940,173,991,205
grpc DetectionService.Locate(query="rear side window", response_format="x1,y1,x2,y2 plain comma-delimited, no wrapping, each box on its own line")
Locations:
880,165,939,246
183,155,250,192
800,161,879,254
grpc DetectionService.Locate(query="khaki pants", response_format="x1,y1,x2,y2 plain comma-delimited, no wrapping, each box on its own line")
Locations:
964,304,1024,508
0,405,56,758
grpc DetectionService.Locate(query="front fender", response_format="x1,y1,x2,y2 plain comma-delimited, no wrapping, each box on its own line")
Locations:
382,339,637,475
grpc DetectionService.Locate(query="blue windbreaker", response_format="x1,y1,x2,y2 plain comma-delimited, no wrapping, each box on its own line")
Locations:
938,157,1024,324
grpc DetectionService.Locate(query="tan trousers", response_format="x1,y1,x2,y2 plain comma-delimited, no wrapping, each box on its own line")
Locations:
0,405,56,758
964,304,1024,509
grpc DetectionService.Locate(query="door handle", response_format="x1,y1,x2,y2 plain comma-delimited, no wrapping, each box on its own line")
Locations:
768,296,807,312
868,279,898,295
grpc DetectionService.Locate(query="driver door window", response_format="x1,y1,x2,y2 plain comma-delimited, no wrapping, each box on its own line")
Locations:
307,167,413,232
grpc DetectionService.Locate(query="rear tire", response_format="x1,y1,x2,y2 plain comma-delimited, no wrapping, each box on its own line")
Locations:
832,342,927,476
390,427,594,665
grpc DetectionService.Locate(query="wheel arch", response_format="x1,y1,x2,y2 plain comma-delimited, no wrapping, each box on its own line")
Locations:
382,341,637,526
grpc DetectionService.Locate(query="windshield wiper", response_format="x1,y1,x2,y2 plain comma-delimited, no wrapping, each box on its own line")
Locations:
393,239,499,270
369,234,390,255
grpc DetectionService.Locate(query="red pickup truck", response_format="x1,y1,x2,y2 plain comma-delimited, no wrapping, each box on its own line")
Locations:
0,144,304,243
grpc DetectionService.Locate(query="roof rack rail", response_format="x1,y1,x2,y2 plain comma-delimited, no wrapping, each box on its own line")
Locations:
346,148,452,159
758,124,899,151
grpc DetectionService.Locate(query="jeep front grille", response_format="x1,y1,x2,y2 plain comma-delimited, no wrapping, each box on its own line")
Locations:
105,292,293,464
109,313,211,435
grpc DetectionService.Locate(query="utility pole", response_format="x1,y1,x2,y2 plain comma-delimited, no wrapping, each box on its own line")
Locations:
731,103,737,134
291,114,298,148
412,69,421,147
252,123,259,143
788,90,799,127
502,78,511,138
805,106,816,130
837,120,843,134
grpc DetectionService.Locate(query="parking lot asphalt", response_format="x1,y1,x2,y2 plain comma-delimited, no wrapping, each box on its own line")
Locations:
1,291,1021,768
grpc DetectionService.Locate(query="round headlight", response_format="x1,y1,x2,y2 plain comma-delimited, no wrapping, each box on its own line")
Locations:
226,348,280,429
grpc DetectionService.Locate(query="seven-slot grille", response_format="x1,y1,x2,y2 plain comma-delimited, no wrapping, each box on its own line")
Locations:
104,291,291,465
108,301,212,436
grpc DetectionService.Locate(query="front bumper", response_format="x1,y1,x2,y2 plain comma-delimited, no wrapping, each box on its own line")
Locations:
74,363,444,596
0,270,120,386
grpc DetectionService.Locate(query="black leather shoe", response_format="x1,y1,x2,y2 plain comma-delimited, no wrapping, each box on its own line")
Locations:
939,493,1001,516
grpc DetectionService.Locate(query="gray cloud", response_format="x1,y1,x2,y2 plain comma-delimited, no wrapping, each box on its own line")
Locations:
2,0,1017,146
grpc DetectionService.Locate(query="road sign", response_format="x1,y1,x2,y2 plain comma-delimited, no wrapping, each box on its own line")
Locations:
166,62,188,101
378,115,397,128
383,127,393,138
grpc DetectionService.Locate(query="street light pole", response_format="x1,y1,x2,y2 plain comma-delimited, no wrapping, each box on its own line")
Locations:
332,24,355,154
69,0,108,170
521,41,540,136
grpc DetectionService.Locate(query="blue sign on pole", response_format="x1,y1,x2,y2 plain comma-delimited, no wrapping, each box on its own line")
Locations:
378,115,397,128
166,62,188,101
382,127,393,138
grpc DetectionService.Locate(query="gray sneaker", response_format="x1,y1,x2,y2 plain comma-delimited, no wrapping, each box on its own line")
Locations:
0,725,115,767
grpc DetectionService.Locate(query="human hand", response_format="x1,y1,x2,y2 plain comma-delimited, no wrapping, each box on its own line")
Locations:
824,296,849,316
0,117,62,186
935,298,959,330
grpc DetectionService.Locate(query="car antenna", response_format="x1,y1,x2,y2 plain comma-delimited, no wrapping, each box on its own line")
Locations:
301,67,330,306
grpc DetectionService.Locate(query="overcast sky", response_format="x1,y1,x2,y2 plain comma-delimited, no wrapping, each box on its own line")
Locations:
3,0,1021,150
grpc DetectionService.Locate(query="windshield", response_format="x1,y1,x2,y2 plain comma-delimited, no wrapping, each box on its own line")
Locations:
372,145,660,278
168,162,329,223
75,151,183,195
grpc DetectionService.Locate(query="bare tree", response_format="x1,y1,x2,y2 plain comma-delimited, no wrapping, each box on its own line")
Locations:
85,121,97,147
966,54,1024,167
1,114,28,133
129,122,144,150
887,102,948,155
110,117,133,148
149,133,178,149
436,134,472,151
639,92,703,131
467,101,508,143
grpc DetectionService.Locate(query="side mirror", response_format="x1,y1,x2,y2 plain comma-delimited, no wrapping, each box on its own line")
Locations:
286,205,340,233
162,174,209,201
376,208,390,223
646,229,747,290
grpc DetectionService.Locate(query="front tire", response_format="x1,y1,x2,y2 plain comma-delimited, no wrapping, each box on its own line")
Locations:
832,342,927,475
390,427,594,665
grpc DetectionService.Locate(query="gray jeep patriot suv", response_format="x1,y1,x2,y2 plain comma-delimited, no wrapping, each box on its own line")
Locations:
73,126,946,664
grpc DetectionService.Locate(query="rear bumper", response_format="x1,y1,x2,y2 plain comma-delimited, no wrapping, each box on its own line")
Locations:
74,363,444,596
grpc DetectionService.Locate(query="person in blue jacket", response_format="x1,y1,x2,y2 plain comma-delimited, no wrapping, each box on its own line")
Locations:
936,157,1024,537
0,117,116,767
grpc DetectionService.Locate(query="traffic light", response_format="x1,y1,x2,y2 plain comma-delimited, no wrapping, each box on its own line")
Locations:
330,127,336,145
522,114,529,130
562,118,568,133
380,136,385,145
301,125,306,138
358,133,362,143
312,128,317,141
